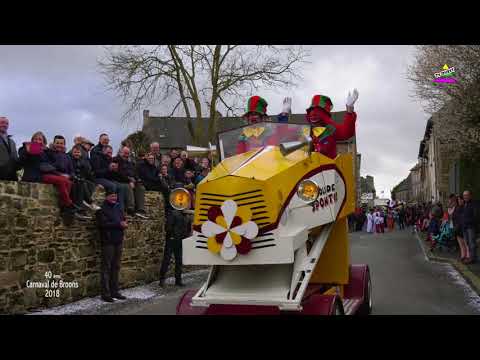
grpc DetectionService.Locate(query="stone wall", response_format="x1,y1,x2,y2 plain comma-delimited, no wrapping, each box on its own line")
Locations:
0,180,201,314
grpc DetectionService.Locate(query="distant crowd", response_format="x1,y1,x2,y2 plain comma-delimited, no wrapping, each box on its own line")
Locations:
348,192,479,265
0,116,211,221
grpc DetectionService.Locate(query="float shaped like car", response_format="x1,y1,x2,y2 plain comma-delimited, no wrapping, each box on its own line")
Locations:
172,121,372,315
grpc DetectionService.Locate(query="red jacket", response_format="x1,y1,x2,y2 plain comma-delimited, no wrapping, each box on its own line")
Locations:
311,111,357,158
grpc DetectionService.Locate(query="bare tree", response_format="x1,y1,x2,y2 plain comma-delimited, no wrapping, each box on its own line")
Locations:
407,45,480,157
99,45,309,146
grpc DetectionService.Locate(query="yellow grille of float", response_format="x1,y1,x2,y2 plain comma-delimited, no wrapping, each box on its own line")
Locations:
194,176,274,231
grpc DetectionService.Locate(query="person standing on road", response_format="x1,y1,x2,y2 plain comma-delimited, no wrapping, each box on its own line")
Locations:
96,190,128,303
462,190,478,264
367,209,374,233
451,195,470,262
387,210,394,232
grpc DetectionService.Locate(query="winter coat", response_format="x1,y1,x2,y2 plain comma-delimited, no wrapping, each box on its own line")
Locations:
91,152,115,180
70,155,95,181
18,143,52,182
138,160,160,185
452,205,464,232
113,156,137,183
96,200,125,245
0,134,19,181
44,149,74,176
169,166,186,184
463,200,478,230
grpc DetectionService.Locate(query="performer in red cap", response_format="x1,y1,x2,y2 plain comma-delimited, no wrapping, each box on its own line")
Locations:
306,89,359,158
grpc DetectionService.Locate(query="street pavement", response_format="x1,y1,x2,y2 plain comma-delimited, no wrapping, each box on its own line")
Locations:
350,228,480,314
31,227,480,315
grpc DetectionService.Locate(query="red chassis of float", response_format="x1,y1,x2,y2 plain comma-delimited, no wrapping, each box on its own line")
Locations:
177,264,371,315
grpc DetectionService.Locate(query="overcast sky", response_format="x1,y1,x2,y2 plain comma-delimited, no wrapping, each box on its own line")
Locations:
0,45,427,197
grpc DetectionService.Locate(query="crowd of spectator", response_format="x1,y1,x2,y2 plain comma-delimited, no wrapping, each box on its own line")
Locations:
410,192,478,264
0,116,212,221
348,192,478,265
1,116,214,302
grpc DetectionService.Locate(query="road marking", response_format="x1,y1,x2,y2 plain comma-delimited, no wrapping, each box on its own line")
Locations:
414,231,429,261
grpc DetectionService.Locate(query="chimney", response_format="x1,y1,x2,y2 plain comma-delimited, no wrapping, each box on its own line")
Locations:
143,109,150,120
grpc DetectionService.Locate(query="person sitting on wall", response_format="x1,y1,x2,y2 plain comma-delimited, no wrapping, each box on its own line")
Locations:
91,145,122,207
96,189,128,303
138,152,170,194
41,135,89,220
18,131,49,183
113,146,148,219
90,133,110,162
69,144,100,215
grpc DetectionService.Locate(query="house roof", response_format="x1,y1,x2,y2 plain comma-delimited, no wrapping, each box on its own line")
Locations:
143,111,351,149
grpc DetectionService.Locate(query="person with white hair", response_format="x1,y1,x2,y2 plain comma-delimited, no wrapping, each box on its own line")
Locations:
0,116,19,181
150,142,161,168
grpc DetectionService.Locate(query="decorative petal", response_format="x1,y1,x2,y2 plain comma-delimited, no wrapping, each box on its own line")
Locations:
231,221,258,240
236,237,252,255
207,237,221,253
216,215,228,229
230,231,242,245
230,216,242,229
201,221,226,237
236,206,252,223
223,232,234,248
215,231,227,243
221,244,237,261
221,200,237,228
207,206,223,222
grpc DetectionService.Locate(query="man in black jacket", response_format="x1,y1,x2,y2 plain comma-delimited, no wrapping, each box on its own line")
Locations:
0,116,19,181
463,190,478,264
114,146,148,219
138,153,170,194
70,144,100,214
96,190,128,302
90,133,110,162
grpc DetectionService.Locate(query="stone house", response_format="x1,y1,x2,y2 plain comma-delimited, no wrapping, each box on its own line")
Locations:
391,174,412,203
418,115,459,205
409,162,422,204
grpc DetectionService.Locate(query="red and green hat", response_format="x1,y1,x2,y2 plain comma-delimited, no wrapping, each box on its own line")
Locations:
243,96,268,117
307,95,333,113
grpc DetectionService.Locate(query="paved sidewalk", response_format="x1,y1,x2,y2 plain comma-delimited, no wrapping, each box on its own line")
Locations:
416,231,480,296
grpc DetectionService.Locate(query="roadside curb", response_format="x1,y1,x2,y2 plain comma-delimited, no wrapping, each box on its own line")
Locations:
415,232,480,296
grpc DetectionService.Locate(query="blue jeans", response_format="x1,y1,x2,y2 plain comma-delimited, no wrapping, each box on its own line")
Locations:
95,178,117,193
464,227,477,260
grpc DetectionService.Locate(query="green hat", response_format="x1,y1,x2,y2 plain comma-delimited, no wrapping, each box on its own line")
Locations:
243,96,268,117
307,95,333,113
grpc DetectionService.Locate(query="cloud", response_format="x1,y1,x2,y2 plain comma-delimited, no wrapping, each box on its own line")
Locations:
0,45,427,197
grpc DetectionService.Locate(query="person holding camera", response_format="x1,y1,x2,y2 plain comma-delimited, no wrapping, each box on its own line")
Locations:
96,190,128,303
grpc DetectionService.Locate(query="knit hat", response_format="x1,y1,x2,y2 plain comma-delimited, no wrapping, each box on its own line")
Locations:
306,95,333,113
105,189,116,196
243,96,268,117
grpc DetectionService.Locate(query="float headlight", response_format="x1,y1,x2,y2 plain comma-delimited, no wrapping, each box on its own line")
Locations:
297,180,319,203
169,188,191,210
